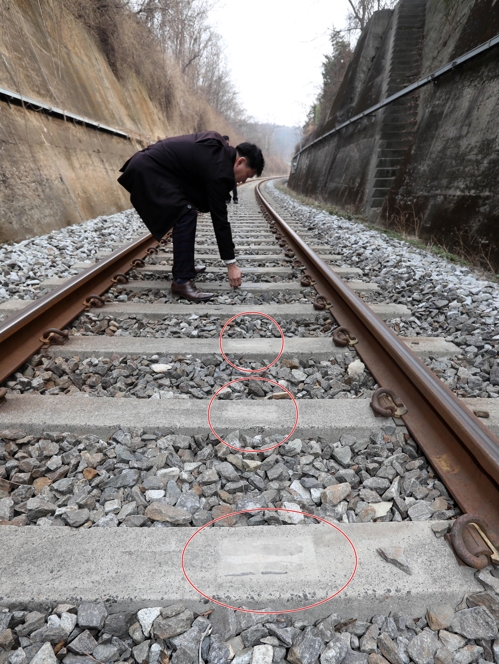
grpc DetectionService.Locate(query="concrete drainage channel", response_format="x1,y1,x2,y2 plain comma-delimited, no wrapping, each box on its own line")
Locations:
0,180,499,664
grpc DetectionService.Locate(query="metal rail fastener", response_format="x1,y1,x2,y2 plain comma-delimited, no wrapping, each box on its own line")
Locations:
0,234,160,386
256,181,499,538
0,85,129,139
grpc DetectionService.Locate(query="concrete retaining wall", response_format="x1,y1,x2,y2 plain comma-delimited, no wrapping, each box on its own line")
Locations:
289,0,499,269
291,9,394,210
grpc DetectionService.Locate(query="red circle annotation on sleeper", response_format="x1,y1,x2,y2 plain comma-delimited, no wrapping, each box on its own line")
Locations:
219,312,285,373
181,507,358,614
207,377,299,453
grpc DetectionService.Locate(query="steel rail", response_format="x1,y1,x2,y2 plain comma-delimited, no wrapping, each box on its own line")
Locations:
256,182,499,536
0,85,129,138
293,32,499,159
0,233,160,385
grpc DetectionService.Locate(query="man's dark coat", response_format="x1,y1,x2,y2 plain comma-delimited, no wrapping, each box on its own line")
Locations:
118,131,237,260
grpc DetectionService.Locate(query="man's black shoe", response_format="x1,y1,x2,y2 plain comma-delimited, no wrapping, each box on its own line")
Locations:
233,199,238,204
171,280,214,302
194,264,206,274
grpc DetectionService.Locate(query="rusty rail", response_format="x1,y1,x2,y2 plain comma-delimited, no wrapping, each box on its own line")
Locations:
0,233,160,385
256,182,499,537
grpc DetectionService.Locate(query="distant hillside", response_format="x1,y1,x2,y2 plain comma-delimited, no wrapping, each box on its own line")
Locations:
238,122,302,165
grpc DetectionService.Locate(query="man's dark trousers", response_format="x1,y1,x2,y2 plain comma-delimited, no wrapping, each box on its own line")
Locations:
172,208,198,284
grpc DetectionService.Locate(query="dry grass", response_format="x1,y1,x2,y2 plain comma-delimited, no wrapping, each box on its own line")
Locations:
63,0,243,138
0,0,243,141
277,182,499,280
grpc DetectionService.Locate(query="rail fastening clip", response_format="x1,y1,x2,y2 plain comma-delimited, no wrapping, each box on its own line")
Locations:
370,387,408,418
450,514,499,569
333,326,359,347
39,328,70,347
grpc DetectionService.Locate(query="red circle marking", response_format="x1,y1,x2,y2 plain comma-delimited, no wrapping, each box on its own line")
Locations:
207,377,299,453
181,507,358,614
219,312,285,373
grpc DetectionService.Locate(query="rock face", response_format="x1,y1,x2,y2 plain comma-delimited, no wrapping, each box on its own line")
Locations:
0,0,209,245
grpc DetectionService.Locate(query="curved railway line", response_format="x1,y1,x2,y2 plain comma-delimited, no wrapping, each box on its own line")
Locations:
0,179,498,652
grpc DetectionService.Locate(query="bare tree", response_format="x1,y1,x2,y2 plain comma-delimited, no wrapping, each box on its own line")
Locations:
304,29,353,135
345,0,397,40
125,0,244,120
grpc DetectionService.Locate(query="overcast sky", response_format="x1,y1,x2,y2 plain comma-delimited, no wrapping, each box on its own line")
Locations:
210,0,351,128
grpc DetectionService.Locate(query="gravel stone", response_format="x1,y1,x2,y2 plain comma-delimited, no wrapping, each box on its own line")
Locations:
475,569,499,594
133,639,150,664
377,633,404,664
0,629,15,649
288,627,324,664
407,501,434,521
241,625,268,648
144,503,191,524
208,634,232,664
137,608,161,638
92,644,120,662
26,497,56,520
29,643,58,664
233,651,253,664
407,629,439,664
153,610,194,639
63,509,90,528
16,612,46,637
450,607,498,640
280,502,305,524
376,547,411,575
170,617,211,664
68,630,99,655
439,630,466,652
77,603,107,630
251,645,273,664
103,613,133,638
426,605,455,630
0,498,14,522
321,483,351,506
321,633,350,664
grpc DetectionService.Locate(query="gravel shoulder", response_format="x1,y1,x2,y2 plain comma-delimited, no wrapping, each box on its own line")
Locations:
1,182,497,664
266,182,499,400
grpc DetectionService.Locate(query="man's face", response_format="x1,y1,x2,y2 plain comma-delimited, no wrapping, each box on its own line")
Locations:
233,156,257,184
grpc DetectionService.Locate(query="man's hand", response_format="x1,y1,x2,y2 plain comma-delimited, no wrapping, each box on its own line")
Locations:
227,263,242,288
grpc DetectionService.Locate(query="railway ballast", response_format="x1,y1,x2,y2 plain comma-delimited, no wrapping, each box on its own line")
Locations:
0,180,498,664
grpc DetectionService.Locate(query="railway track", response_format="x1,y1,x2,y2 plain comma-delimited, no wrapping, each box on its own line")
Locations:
0,179,498,662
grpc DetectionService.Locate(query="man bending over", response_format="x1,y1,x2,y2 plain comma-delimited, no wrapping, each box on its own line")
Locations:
118,131,264,302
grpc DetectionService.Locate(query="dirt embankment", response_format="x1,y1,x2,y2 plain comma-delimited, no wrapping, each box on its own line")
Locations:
0,0,239,243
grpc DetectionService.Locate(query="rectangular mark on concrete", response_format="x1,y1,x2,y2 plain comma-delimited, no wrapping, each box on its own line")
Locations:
220,536,317,578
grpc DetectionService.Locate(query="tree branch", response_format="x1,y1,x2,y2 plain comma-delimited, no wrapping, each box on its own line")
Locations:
346,0,365,29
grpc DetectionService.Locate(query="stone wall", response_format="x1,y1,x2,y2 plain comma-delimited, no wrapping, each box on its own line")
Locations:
289,0,499,270
291,9,394,210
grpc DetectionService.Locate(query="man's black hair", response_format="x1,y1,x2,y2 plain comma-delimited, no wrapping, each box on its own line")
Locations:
236,142,265,177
